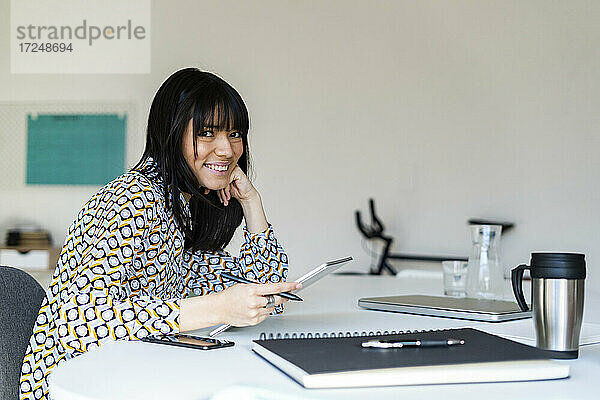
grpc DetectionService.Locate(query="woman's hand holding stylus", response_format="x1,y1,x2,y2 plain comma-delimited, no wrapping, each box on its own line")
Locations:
179,281,300,332
214,281,300,326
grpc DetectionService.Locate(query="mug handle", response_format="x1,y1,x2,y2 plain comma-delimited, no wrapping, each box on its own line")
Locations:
511,264,530,311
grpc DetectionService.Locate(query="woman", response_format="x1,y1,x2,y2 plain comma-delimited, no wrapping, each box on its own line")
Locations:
20,68,298,400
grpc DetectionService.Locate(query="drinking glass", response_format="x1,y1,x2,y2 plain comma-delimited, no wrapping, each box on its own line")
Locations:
442,261,468,297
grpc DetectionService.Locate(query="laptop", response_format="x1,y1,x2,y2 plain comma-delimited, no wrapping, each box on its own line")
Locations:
358,295,531,322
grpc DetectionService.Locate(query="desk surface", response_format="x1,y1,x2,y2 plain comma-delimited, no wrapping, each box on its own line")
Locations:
49,276,600,400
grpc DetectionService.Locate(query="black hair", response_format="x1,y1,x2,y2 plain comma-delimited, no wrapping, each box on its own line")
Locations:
134,68,250,252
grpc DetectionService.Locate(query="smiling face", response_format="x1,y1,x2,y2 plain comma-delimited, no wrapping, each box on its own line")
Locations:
182,118,244,190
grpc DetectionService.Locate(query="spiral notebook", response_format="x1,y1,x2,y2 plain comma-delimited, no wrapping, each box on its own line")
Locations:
252,328,569,389
258,328,408,341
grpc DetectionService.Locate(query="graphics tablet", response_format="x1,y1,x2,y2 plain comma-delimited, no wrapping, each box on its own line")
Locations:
293,256,353,292
358,295,531,322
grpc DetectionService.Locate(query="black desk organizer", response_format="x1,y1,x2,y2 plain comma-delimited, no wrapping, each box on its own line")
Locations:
354,198,514,275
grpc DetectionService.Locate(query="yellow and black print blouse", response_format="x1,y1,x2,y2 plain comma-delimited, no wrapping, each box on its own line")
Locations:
19,159,288,400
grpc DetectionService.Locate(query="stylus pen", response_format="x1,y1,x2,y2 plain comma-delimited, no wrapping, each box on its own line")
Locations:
361,339,465,349
219,272,303,301
209,324,232,337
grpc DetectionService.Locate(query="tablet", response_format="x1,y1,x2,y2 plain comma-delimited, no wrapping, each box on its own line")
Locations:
293,256,353,292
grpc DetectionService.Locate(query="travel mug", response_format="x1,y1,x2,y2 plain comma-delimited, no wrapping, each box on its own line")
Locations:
511,253,585,359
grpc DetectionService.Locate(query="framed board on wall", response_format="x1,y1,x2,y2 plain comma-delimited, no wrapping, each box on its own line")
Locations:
0,102,138,189
26,113,126,185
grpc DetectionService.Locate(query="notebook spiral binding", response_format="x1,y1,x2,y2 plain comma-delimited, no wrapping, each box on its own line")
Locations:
258,329,440,341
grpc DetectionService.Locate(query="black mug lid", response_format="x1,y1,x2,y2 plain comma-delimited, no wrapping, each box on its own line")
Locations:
530,252,586,279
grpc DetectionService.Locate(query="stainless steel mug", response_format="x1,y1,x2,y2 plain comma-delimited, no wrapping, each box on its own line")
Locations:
512,253,586,359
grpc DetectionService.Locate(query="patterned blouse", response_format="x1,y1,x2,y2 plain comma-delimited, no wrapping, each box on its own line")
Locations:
19,160,289,400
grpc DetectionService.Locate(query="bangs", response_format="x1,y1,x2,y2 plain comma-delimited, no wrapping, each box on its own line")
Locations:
190,81,249,135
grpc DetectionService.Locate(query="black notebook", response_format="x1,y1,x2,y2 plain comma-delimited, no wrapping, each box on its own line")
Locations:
252,328,569,388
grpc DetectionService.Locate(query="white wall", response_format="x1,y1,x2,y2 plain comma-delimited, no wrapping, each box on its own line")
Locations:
1,0,598,285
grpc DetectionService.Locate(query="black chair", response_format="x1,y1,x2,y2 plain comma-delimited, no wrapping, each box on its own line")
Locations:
0,266,46,400
355,199,515,275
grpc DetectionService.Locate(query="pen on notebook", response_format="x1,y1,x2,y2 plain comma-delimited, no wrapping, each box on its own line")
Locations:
361,338,465,349
219,272,303,301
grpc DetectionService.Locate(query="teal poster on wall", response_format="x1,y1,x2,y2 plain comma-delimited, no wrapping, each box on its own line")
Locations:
26,114,126,185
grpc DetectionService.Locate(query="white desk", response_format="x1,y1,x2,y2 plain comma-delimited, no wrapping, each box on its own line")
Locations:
49,276,600,400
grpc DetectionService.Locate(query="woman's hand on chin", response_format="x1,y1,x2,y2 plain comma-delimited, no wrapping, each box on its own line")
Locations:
214,166,259,207
201,166,268,233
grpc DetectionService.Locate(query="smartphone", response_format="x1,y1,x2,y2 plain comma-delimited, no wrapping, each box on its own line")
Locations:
142,333,234,350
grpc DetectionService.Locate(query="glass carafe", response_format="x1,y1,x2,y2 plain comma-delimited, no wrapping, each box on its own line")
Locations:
466,224,503,300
